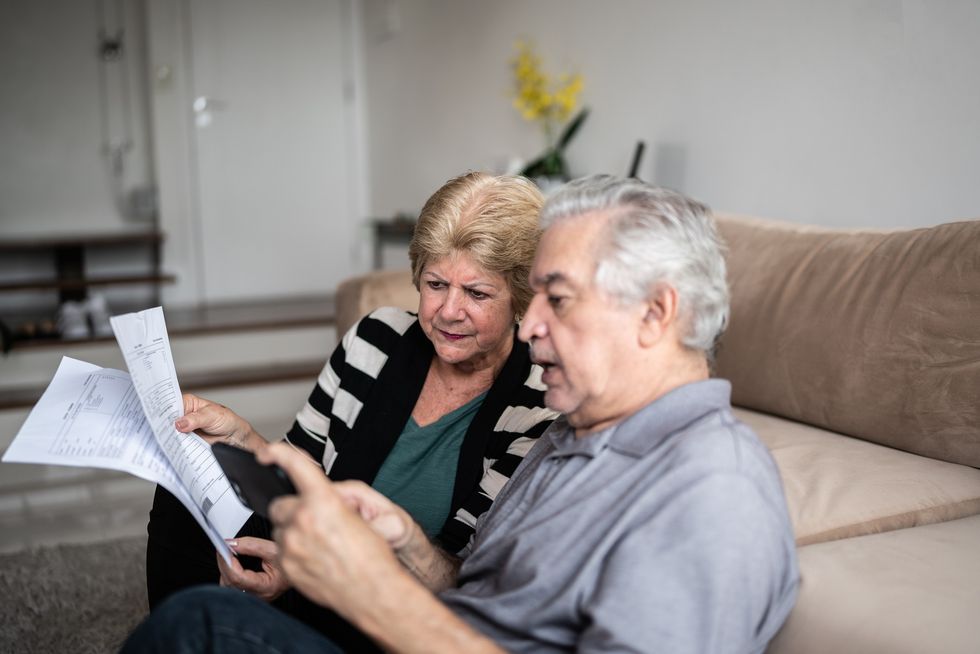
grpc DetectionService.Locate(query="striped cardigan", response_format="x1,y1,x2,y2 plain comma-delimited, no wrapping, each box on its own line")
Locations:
285,307,558,552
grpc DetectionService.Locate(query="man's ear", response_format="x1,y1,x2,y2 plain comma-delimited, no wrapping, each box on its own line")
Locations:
638,284,678,348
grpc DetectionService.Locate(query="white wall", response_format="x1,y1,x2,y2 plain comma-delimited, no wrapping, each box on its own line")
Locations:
0,0,155,236
147,0,366,306
2,0,366,311
4,0,978,312
361,0,980,228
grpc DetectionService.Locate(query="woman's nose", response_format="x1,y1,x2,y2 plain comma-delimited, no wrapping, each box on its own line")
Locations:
440,288,466,320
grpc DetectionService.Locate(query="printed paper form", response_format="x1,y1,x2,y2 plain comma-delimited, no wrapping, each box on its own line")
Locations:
110,307,251,559
3,357,182,489
2,357,242,564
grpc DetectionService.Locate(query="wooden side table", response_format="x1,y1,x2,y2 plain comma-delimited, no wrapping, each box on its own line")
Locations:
371,218,416,269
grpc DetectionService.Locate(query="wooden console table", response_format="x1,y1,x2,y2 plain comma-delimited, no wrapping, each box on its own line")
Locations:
371,218,416,269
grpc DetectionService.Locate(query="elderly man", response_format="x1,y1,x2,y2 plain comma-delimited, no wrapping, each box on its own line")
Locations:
122,175,798,654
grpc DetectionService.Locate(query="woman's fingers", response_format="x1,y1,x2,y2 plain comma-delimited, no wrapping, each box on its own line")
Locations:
229,536,278,561
216,549,247,586
174,408,212,434
181,392,206,415
218,540,290,601
174,401,240,445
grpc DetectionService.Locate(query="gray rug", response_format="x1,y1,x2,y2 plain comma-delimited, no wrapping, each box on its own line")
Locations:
0,535,148,654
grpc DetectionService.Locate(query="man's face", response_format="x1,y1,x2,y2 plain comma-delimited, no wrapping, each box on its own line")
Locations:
518,213,643,434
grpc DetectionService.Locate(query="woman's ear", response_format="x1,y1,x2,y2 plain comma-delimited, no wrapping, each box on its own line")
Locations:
638,284,678,348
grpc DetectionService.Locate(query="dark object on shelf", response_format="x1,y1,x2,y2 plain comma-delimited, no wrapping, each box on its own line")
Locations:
628,140,646,179
0,319,11,355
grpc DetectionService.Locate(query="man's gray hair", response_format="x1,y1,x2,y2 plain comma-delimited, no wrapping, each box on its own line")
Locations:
540,175,729,354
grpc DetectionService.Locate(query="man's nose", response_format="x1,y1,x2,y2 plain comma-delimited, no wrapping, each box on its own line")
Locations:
518,295,546,343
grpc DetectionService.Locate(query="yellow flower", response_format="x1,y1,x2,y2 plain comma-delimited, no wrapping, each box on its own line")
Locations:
510,42,583,144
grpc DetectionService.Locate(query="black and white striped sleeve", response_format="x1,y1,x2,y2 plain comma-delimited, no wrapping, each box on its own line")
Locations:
283,331,349,471
439,364,558,552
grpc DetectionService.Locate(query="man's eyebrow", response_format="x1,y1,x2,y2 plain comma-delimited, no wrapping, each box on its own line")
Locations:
531,271,571,288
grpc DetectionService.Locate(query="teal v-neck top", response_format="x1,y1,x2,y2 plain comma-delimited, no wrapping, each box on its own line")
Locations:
372,391,488,537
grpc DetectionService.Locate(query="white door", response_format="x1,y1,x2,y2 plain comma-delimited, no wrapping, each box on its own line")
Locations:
188,0,358,302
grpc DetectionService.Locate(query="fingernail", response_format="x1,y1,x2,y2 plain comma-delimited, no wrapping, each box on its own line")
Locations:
175,419,188,431
225,539,238,548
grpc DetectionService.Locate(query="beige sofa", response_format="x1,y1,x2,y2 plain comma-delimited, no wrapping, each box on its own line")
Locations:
337,214,980,653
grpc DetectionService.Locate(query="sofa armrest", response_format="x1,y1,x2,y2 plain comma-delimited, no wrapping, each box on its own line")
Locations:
335,269,418,337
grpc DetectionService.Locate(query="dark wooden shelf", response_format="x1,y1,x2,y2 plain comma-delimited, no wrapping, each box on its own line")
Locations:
0,231,164,251
0,230,170,306
0,273,176,293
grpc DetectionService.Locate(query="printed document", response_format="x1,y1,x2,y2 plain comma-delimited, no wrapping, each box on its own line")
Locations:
2,307,251,563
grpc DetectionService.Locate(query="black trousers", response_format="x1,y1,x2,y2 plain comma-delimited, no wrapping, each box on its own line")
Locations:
146,486,381,653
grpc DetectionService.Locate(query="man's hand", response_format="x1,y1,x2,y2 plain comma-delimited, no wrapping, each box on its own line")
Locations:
176,393,266,451
330,479,415,550
258,443,409,615
258,442,503,654
216,537,290,602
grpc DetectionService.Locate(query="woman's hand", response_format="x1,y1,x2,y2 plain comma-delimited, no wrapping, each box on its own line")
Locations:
175,393,266,451
216,537,290,602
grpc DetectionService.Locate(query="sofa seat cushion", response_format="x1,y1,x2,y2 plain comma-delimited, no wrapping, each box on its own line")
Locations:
735,408,980,545
766,514,980,654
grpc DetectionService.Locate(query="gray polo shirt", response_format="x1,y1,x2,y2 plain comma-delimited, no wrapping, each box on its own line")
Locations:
439,379,798,653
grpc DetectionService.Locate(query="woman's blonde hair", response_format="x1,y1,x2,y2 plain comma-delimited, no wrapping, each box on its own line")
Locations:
409,172,544,318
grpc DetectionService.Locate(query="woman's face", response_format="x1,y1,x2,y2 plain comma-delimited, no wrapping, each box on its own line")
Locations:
418,251,516,371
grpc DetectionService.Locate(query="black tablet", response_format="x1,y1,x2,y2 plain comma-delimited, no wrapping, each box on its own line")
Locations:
212,442,296,519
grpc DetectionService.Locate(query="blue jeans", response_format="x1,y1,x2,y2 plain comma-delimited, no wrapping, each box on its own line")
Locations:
121,586,347,653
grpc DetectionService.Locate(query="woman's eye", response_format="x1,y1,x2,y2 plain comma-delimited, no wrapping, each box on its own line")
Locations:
426,281,445,290
468,289,487,300
547,295,566,309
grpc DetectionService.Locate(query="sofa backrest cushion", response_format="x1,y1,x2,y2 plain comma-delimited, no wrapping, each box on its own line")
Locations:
713,214,980,468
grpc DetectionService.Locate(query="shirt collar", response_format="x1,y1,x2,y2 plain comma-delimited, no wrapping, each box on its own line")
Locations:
547,379,732,459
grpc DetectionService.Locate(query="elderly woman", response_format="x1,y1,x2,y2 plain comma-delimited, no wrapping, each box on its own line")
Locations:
145,172,556,649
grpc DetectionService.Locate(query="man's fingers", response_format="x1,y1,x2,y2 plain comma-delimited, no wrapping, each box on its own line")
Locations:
267,494,300,528
258,442,334,497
